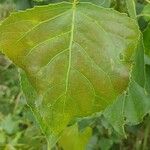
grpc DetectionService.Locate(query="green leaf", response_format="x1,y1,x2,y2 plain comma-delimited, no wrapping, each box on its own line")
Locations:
104,38,150,135
124,38,149,124
104,94,126,137
15,0,32,10
124,81,150,124
33,0,44,2
45,0,111,7
1,114,18,135
125,0,136,20
0,1,140,144
141,4,150,21
58,124,92,150
99,137,113,150
130,36,145,87
80,0,111,7
0,131,6,144
145,54,150,65
4,144,16,150
145,65,150,93
143,24,150,56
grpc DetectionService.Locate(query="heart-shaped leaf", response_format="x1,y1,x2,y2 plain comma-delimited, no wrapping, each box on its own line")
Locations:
0,1,140,144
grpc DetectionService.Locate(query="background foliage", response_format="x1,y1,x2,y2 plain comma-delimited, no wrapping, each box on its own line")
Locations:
0,0,150,150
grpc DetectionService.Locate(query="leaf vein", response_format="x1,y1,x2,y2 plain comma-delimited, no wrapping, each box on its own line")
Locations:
15,9,71,46
36,48,69,74
24,31,71,58
74,41,115,93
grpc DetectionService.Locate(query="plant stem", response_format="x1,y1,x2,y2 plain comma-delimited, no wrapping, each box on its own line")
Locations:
47,140,51,150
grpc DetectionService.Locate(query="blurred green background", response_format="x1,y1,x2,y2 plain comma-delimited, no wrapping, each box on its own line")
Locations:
0,0,150,150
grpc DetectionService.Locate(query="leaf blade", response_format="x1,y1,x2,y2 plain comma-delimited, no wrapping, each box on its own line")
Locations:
0,2,140,144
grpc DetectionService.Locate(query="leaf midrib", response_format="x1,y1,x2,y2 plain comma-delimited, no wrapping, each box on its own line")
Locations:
65,0,77,93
